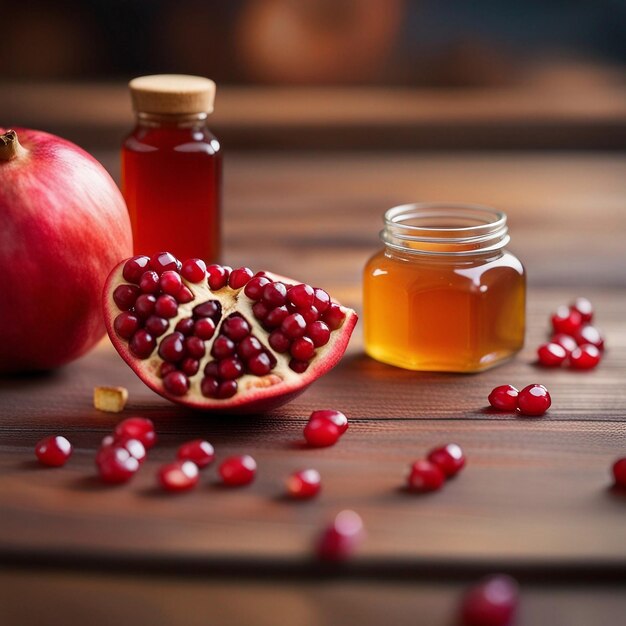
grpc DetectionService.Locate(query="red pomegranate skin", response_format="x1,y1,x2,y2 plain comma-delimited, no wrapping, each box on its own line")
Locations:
0,128,132,372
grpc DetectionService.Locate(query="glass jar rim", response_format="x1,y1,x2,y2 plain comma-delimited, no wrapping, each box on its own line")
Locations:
381,202,509,256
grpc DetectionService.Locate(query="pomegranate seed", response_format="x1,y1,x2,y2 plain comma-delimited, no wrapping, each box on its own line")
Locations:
247,352,272,376
139,270,160,293
201,376,219,398
150,251,181,274
221,315,251,341
571,296,593,322
160,362,177,378
316,510,364,561
298,306,319,324
158,460,199,492
219,455,257,486
323,303,346,330
114,417,157,449
569,344,601,370
229,267,254,289
310,409,348,434
281,313,307,339
194,317,216,340
204,361,219,377
313,288,331,313
99,435,146,464
211,335,235,359
177,439,215,468
287,468,321,499
237,335,263,359
181,258,206,283
265,305,289,328
252,301,270,321
517,384,551,416
460,574,519,626
134,294,156,318
290,336,315,361
427,443,465,477
193,300,221,321
289,358,309,373
575,324,604,350
307,320,331,347
262,282,287,307
123,255,151,283
612,457,626,488
537,342,567,367
244,275,271,300
184,336,205,359
35,435,72,467
304,417,341,447
407,460,445,492
129,329,156,358
155,294,178,318
488,385,519,411
96,446,140,484
114,312,139,339
269,330,290,353
144,315,169,337
113,284,140,311
176,285,195,304
158,332,186,362
175,317,194,336
180,357,200,376
551,305,583,336
206,264,229,290
287,283,315,308
217,380,238,398
163,371,189,396
551,333,578,355
218,356,244,380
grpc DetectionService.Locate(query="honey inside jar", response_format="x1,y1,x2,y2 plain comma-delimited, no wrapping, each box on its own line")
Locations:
363,204,525,372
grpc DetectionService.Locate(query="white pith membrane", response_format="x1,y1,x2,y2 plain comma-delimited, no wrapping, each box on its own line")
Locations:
103,259,357,412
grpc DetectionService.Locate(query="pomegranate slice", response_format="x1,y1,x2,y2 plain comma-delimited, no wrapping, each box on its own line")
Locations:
103,253,357,413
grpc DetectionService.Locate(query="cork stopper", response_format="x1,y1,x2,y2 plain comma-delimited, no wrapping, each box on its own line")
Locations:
128,74,216,115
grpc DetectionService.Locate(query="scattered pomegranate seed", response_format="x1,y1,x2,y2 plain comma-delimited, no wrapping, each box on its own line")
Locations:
96,446,140,484
114,312,139,339
287,468,321,499
98,435,146,464
177,439,215,468
427,443,466,477
304,416,341,447
407,460,445,492
316,510,364,561
574,324,605,350
113,284,140,311
550,333,578,356
612,458,626,488
123,255,150,283
139,270,160,293
309,409,349,434
569,344,601,370
181,258,206,283
517,384,551,416
537,342,567,367
158,460,199,492
460,574,519,626
551,305,582,336
114,417,157,449
35,435,72,467
150,251,181,274
571,296,593,322
228,267,254,289
219,455,257,486
488,385,519,411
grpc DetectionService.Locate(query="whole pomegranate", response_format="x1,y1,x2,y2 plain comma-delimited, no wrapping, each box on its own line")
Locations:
0,128,132,372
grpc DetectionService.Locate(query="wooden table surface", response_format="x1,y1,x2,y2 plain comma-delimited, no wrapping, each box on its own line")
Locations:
1,151,625,625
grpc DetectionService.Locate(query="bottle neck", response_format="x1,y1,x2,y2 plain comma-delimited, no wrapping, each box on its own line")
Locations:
135,111,208,130
381,203,510,259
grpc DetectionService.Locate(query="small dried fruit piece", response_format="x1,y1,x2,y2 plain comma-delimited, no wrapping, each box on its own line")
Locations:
93,386,129,413
287,468,321,499
460,574,519,626
35,435,72,467
517,384,551,417
612,458,626,488
407,460,445,492
427,443,465,477
488,385,519,411
158,460,199,492
219,455,257,486
177,439,215,468
316,510,364,561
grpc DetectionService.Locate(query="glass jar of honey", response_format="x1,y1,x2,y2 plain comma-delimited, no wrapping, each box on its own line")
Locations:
122,74,222,262
363,203,525,372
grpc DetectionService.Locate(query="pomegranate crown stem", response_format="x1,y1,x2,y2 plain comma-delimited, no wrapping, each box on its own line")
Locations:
0,129,27,161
